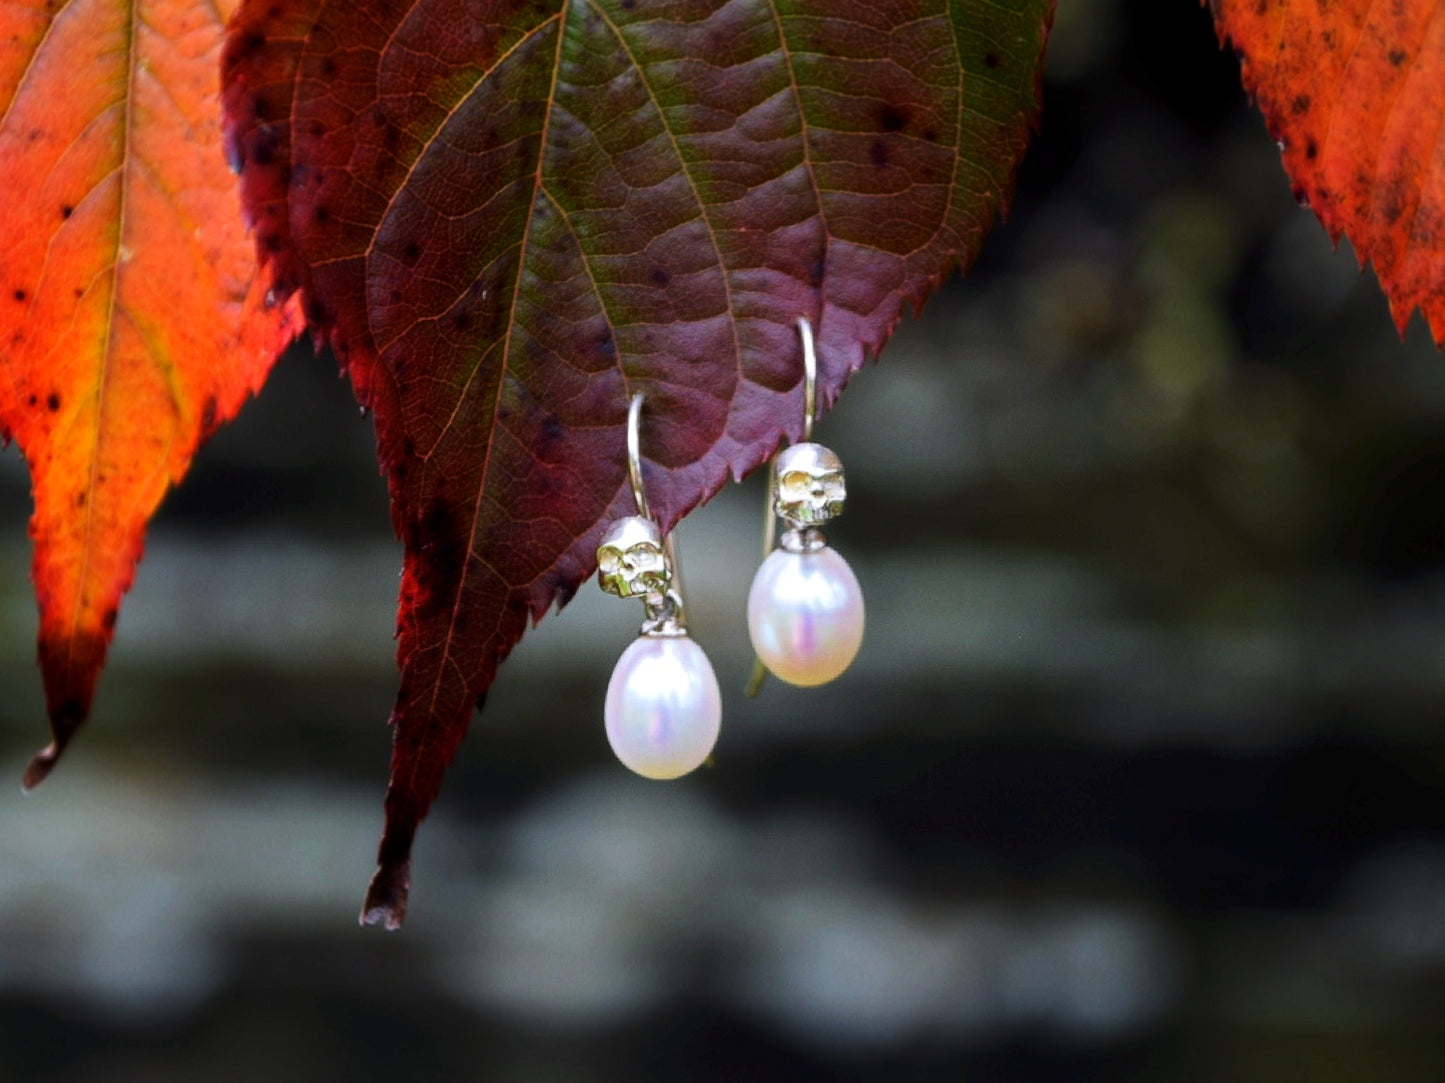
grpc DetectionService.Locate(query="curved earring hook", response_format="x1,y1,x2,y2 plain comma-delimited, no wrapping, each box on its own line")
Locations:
620,391,687,632
797,317,817,442
626,392,651,520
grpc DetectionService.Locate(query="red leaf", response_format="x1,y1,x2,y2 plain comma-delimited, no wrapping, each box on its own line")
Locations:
224,0,1053,927
0,0,297,786
1211,0,1445,342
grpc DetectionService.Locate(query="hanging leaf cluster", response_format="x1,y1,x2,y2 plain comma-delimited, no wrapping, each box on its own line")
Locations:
1,0,1441,926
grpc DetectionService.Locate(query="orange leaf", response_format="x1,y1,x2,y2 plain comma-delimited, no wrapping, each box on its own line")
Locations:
1212,0,1445,343
0,0,297,785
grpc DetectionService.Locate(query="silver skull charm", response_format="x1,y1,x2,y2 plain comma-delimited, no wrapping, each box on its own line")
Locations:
597,515,671,599
774,442,846,526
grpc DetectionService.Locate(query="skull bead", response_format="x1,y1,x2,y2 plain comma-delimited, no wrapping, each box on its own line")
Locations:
774,442,846,526
597,515,671,599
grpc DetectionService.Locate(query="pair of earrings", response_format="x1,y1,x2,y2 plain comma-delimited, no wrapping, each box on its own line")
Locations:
596,319,865,780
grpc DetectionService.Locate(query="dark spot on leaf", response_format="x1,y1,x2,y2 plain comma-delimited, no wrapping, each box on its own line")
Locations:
251,135,277,167
650,268,669,286
74,491,86,508
12,288,25,302
403,240,421,263
454,311,472,332
26,394,36,407
923,128,938,143
252,96,270,123
60,204,73,219
596,331,615,359
409,501,467,602
1389,49,1406,67
870,139,889,168
72,286,83,299
101,607,117,631
984,52,1000,68
878,104,908,132
315,205,330,224
46,392,60,412
237,30,265,58
1291,94,1310,115
1306,138,1318,160
1378,178,1407,226
321,58,338,78
309,122,325,137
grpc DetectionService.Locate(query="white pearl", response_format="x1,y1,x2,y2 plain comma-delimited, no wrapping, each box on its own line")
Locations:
605,635,721,780
747,545,864,687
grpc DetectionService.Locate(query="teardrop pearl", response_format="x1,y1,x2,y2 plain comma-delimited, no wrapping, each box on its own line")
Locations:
747,545,865,687
605,635,722,780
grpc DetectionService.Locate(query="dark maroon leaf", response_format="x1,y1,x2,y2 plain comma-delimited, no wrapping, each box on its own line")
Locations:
223,0,1054,927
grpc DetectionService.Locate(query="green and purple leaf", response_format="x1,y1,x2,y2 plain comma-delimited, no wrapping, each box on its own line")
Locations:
223,0,1054,927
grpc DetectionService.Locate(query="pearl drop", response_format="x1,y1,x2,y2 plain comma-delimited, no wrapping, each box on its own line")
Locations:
747,545,864,687
605,635,721,780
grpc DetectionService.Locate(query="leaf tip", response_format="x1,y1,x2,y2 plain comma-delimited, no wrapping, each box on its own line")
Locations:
31,666,94,787
360,859,411,930
21,742,59,791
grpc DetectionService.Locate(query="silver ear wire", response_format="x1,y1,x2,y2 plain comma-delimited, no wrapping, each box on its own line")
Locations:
599,392,688,634
626,391,651,520
798,315,817,443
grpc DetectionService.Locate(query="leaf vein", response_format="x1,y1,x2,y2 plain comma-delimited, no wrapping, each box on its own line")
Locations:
587,0,742,395
423,10,569,722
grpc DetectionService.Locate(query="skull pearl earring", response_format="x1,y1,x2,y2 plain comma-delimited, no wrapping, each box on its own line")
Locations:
746,318,865,688
597,393,722,779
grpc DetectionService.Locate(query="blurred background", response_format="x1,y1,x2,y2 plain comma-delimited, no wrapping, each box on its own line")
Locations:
3,0,1445,1079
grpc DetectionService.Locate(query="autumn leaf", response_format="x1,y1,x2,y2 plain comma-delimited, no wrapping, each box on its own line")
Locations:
1211,0,1445,343
0,0,298,786
224,0,1054,927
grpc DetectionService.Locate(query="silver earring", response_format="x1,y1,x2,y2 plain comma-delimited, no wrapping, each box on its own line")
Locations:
597,393,721,778
746,318,865,688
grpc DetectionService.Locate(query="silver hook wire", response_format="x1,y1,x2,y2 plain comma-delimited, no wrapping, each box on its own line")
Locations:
626,392,650,520
797,317,817,442
624,391,687,633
